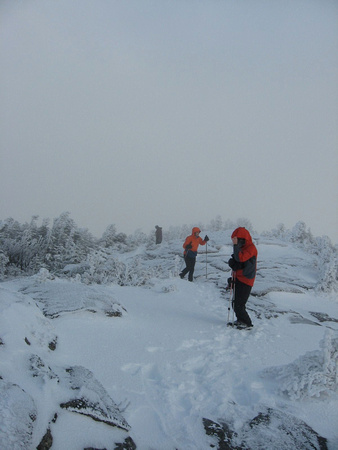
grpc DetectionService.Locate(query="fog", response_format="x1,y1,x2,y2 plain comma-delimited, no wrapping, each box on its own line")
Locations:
1,0,337,242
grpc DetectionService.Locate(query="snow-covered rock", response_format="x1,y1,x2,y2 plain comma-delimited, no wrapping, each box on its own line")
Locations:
0,378,37,450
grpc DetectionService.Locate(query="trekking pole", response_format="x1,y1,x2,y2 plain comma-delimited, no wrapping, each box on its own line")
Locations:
205,241,208,279
227,278,233,324
227,273,236,326
231,272,236,326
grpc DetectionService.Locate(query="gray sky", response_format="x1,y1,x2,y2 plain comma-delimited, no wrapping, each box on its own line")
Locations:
1,0,338,242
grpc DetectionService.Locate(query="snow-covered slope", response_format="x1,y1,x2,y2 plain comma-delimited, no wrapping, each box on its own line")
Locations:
0,232,337,449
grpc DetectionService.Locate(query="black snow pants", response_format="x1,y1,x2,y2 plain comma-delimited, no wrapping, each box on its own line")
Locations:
180,255,196,281
234,279,253,326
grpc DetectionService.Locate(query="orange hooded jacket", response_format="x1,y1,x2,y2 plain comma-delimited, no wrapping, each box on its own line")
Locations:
230,227,257,286
183,227,206,257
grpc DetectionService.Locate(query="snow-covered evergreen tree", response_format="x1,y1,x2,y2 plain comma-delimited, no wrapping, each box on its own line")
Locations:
47,212,95,271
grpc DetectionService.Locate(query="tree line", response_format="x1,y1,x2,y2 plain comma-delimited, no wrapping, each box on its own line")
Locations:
0,213,336,292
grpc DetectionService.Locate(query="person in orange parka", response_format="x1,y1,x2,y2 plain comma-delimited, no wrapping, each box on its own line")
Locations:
228,227,257,328
179,227,209,281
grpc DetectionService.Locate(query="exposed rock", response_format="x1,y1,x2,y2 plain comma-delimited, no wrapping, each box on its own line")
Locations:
60,397,129,431
37,427,53,450
84,447,107,450
245,408,328,450
114,436,137,449
60,366,130,431
104,309,124,317
36,413,58,450
203,407,328,450
29,354,59,381
310,311,338,323
48,337,57,351
203,418,240,449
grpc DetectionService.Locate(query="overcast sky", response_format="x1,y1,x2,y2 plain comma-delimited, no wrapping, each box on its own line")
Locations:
1,0,337,242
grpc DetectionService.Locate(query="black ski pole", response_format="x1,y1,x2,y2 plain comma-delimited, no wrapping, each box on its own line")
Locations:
205,241,208,278
227,277,233,324
227,273,236,326
231,274,236,325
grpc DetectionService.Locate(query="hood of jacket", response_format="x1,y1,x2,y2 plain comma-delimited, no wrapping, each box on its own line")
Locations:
192,227,201,235
231,227,253,243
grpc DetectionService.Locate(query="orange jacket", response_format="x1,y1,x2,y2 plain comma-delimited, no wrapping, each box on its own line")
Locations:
183,227,206,257
230,227,257,286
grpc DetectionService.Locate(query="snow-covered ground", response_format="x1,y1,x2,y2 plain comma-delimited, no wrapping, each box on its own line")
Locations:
0,231,337,449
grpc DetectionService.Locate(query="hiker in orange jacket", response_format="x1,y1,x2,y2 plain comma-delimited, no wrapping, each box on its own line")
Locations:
228,227,257,328
179,227,209,281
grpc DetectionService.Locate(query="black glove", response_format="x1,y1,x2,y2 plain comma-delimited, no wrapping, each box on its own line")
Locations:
185,243,192,250
228,257,244,271
226,277,234,290
228,258,236,270
204,235,209,242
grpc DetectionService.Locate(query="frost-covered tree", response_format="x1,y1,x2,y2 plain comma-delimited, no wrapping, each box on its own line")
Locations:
100,224,127,248
263,330,338,400
0,216,50,274
100,224,117,247
0,213,96,276
209,215,223,231
315,237,338,293
318,257,338,293
235,218,254,233
0,251,8,280
47,212,95,271
265,223,286,239
129,229,151,246
78,248,163,286
289,221,314,244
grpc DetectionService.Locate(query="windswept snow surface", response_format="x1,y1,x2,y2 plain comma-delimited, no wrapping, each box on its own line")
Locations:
0,233,337,449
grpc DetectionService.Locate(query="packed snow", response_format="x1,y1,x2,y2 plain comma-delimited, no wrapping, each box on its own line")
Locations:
0,228,337,449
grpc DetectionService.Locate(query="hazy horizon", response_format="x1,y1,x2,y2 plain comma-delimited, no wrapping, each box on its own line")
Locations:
1,1,337,243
